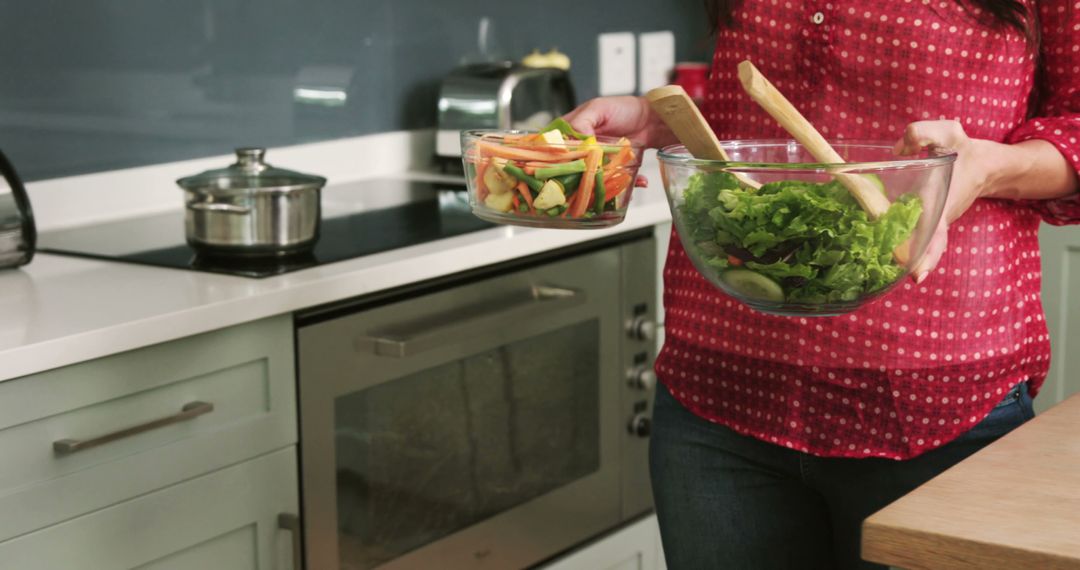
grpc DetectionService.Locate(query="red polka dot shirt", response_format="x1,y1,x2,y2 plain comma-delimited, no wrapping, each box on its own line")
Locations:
656,0,1080,459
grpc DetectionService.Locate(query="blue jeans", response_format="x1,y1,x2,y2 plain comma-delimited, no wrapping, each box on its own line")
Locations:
649,381,1034,570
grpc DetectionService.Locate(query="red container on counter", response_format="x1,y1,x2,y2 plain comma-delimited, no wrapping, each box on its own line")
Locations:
672,62,709,105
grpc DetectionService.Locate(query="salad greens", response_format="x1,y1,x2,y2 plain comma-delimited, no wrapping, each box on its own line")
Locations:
680,172,922,304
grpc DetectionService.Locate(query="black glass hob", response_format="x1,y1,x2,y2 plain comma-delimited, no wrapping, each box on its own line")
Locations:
38,179,494,278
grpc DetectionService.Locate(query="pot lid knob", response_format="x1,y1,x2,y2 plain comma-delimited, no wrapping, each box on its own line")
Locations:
233,147,267,172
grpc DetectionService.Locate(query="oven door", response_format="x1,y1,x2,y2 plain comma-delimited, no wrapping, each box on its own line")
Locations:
297,246,623,570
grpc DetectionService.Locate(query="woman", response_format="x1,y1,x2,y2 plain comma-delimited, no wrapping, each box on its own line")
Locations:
566,1,1080,568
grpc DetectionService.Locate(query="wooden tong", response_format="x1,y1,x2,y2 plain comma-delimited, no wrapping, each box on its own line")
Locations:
645,85,762,189
737,60,910,263
736,60,892,218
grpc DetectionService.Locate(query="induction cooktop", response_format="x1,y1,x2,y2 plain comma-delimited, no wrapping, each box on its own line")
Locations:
38,179,494,278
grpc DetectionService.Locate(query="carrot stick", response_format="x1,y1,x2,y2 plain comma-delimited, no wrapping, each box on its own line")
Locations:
606,141,635,170
523,166,536,175
561,187,580,218
532,144,571,154
510,133,542,144
516,181,534,213
477,141,590,162
475,161,489,203
511,194,520,213
605,171,631,202
568,148,603,218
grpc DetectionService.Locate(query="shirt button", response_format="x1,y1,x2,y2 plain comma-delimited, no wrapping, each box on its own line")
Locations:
811,12,825,24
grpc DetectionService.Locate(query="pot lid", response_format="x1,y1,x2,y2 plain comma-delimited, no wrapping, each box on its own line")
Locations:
176,148,326,192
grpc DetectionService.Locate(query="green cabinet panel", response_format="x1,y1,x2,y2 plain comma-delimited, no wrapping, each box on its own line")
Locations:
0,447,299,570
0,315,297,543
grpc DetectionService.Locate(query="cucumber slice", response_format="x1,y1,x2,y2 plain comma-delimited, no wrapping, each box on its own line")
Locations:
721,269,785,302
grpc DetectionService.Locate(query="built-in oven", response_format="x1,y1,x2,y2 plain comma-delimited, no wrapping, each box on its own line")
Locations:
295,231,658,570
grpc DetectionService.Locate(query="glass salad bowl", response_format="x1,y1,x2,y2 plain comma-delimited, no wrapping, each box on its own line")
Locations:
658,140,956,316
461,125,644,229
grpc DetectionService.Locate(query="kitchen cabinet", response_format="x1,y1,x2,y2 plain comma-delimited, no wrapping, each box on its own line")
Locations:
0,314,297,547
0,447,299,570
538,514,666,570
1039,224,1080,413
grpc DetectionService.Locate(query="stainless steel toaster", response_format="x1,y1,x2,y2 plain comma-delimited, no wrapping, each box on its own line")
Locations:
435,61,576,159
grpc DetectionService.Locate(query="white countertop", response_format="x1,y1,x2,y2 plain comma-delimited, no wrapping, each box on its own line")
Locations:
0,156,670,382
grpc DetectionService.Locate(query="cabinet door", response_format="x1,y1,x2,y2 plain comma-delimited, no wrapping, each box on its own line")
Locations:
0,314,296,542
1039,224,1080,413
539,515,662,570
0,448,299,570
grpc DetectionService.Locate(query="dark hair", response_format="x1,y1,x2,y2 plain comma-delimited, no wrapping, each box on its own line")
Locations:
704,0,1040,49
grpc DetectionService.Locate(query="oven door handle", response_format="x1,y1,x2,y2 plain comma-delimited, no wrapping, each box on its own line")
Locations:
356,285,584,358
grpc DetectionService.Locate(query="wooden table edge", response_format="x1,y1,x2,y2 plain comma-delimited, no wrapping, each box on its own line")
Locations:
862,500,1080,569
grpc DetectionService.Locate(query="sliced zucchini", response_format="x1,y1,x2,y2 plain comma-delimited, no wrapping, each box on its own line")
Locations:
483,158,516,195
540,129,565,145
484,190,515,212
533,179,567,210
721,269,785,302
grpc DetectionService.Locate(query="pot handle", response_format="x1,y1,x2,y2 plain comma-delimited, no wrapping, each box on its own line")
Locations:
0,149,36,264
189,202,252,215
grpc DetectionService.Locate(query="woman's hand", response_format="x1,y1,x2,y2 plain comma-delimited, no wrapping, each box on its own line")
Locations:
564,96,677,149
894,120,994,283
895,120,1078,283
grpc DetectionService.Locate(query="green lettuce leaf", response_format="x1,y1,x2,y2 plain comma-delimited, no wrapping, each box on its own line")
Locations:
678,172,922,305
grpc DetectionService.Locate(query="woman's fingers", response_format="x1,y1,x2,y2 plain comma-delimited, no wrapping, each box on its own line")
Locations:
564,96,641,137
563,101,606,137
563,96,670,148
893,120,967,156
911,219,949,284
895,119,975,280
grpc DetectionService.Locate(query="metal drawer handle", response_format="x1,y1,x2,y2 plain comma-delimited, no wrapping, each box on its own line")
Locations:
278,513,303,570
357,285,584,358
53,401,215,456
189,202,252,215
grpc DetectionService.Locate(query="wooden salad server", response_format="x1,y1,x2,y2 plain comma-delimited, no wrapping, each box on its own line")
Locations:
645,84,762,190
737,60,910,263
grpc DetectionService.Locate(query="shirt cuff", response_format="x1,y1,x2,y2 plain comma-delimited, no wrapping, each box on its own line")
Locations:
1006,116,1080,226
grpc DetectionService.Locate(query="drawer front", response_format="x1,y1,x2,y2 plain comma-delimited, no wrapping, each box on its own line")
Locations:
0,447,299,570
0,315,296,541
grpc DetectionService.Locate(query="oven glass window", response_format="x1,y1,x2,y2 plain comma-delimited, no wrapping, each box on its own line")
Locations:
334,320,601,569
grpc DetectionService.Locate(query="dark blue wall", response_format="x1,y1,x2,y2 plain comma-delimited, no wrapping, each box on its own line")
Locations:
0,0,709,180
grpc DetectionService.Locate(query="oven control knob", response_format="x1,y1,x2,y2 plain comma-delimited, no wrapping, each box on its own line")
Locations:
628,414,652,438
627,366,657,392
627,317,657,341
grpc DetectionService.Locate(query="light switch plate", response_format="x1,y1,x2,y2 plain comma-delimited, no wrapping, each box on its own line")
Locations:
598,32,636,96
638,31,675,94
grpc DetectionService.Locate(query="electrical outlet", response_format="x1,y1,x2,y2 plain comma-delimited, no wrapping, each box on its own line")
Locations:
638,31,675,94
598,32,636,96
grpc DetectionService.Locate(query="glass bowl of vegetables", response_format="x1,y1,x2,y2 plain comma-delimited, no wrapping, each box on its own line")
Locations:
658,140,956,316
461,122,644,229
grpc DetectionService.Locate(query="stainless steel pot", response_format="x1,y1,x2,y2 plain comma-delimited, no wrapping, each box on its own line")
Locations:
177,148,326,256
0,149,35,269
